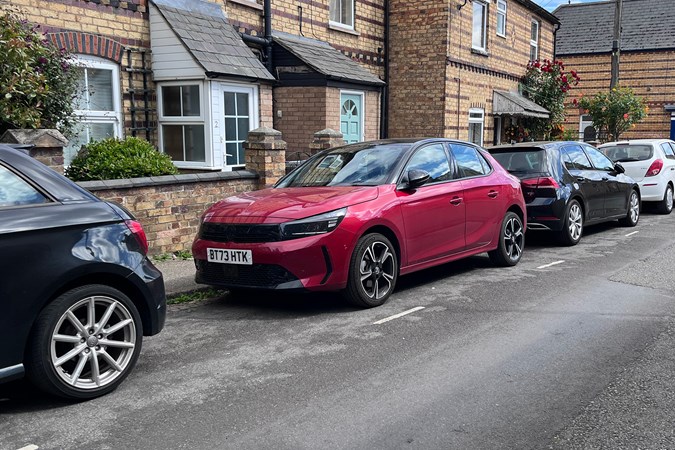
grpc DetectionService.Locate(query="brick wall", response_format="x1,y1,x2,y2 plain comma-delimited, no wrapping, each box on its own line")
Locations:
561,51,675,141
79,173,258,255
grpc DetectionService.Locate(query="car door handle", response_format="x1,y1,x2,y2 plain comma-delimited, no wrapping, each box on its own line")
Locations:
576,177,587,182
487,191,499,198
450,197,462,206
602,177,609,181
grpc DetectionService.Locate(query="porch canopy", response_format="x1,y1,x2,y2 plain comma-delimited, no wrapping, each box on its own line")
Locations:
493,90,549,119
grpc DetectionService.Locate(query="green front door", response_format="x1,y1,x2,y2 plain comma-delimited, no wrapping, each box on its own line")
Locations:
340,93,362,144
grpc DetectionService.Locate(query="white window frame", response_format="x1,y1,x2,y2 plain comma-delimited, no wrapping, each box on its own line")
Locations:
472,0,488,52
329,0,355,30
67,55,123,163
468,108,485,147
530,20,540,61
496,0,507,38
493,116,502,145
157,80,212,169
339,89,365,143
579,114,594,141
216,82,260,170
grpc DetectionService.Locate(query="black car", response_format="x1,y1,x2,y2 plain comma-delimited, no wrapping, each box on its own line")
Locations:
0,144,165,399
488,141,640,245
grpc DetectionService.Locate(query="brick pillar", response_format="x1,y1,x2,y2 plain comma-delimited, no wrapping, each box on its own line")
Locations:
0,129,68,174
244,127,287,188
309,128,345,155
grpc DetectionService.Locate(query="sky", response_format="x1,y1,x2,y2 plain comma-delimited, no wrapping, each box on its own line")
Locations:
532,0,608,12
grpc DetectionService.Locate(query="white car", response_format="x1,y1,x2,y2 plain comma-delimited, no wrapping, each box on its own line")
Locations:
600,139,675,214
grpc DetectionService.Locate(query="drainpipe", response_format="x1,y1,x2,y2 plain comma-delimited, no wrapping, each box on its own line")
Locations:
379,0,390,139
553,22,560,59
240,0,273,73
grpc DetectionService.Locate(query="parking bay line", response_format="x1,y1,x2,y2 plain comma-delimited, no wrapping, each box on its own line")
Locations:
625,231,639,237
374,306,426,325
17,445,39,450
537,260,565,269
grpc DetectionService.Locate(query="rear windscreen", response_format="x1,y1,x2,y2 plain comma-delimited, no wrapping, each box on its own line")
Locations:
490,149,546,173
602,145,653,162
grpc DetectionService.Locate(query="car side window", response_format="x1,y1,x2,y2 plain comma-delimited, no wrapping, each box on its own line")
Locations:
561,145,593,170
669,142,675,159
660,143,675,160
451,144,488,178
584,146,615,171
0,164,50,208
405,144,452,184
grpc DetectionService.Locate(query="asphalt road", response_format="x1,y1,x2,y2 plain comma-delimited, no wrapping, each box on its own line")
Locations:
2,208,675,450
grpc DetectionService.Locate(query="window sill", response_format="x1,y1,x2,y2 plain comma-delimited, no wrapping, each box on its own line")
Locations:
227,0,263,11
496,33,507,39
329,23,360,36
471,48,489,57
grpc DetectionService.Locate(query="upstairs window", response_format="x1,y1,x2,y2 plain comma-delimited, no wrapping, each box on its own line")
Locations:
472,1,488,51
530,20,540,61
496,0,507,37
330,0,355,29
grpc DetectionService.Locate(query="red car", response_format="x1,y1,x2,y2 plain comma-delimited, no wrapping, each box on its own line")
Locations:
193,139,526,307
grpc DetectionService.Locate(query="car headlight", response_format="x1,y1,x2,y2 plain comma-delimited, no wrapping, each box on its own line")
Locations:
281,208,347,239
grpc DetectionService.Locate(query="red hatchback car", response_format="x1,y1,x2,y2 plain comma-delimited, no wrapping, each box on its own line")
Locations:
193,139,526,307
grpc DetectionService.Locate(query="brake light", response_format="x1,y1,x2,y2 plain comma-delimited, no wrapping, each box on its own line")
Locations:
125,219,149,255
521,177,560,189
646,159,663,177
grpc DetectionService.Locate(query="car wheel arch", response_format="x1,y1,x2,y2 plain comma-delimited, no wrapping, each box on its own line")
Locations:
506,204,525,224
359,225,402,270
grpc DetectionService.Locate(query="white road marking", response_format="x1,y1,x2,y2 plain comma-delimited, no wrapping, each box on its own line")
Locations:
537,260,565,269
625,231,639,237
373,306,425,325
17,445,39,450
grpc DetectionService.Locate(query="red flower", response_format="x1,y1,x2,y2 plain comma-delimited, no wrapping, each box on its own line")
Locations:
623,113,629,119
561,75,568,83
573,99,578,106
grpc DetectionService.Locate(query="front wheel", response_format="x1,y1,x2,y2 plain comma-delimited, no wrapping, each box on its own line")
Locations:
619,190,640,226
657,185,673,215
488,211,525,267
25,284,143,400
344,233,398,308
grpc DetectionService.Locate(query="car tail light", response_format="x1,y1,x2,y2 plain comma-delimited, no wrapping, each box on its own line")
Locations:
521,177,560,189
646,159,663,177
125,220,149,255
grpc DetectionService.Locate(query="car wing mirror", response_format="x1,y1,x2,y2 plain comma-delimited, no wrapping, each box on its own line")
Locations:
402,169,431,190
614,162,625,174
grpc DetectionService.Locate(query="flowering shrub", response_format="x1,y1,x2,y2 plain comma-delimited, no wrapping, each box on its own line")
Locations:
0,9,78,135
521,59,580,139
577,87,647,142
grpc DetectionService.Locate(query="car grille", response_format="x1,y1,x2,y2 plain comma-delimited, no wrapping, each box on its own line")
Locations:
199,223,282,243
196,260,298,288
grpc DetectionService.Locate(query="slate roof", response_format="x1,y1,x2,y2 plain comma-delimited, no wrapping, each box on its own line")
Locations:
493,90,550,118
272,32,385,86
150,0,274,81
554,0,675,55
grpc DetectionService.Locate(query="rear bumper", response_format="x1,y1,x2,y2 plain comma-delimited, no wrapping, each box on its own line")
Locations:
526,198,564,231
638,178,669,202
129,258,166,336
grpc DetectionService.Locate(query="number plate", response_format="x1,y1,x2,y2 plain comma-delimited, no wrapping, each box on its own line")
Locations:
207,248,253,265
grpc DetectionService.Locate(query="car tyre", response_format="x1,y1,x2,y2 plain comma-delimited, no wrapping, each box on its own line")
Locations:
488,211,525,267
558,199,584,246
619,189,640,227
344,233,398,308
25,284,143,400
657,184,673,215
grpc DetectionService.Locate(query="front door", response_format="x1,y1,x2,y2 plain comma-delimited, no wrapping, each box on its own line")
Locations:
340,93,363,144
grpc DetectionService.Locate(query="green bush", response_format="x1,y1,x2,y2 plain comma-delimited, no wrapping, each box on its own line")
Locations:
65,137,179,181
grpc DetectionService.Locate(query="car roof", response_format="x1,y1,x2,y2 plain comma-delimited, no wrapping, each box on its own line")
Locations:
599,139,673,147
489,141,564,150
0,144,98,203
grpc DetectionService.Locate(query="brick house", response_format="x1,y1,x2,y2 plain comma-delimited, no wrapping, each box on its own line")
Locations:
10,0,385,170
555,0,675,142
387,0,558,146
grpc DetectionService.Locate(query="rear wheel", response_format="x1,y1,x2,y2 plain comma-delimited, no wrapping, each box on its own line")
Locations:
25,285,143,400
619,190,640,226
344,233,398,308
657,184,673,215
488,211,524,267
558,199,583,246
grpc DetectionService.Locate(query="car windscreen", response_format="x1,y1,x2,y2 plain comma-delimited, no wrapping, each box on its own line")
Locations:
602,145,653,162
489,149,546,173
277,142,412,188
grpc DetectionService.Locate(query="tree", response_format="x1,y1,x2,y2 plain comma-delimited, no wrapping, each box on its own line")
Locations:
577,87,647,142
521,59,580,140
0,9,78,135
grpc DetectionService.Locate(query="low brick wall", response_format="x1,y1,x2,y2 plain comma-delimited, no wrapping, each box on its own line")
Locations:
79,171,259,255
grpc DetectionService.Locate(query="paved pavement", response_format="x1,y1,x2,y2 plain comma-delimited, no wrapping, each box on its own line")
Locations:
153,258,201,296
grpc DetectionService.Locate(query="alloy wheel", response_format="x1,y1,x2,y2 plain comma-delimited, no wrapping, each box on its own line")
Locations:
667,187,673,212
629,192,640,223
568,203,583,241
50,295,137,390
359,241,396,300
504,216,524,261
